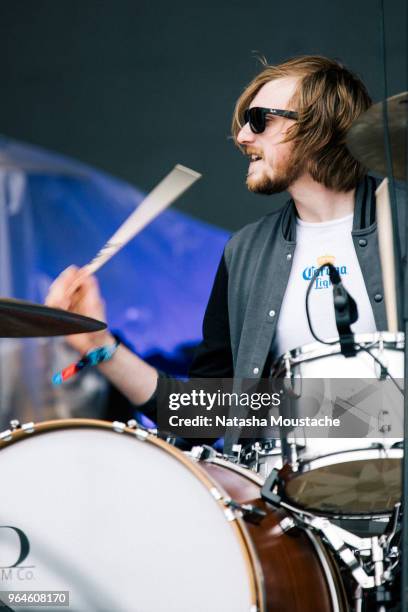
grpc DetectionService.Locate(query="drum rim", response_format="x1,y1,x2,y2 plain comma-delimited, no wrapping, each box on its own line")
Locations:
280,492,396,520
305,529,346,612
0,418,266,611
202,454,266,486
297,446,403,471
273,331,404,371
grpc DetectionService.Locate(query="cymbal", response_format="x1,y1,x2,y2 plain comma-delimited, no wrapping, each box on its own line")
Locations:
346,92,408,181
0,298,106,338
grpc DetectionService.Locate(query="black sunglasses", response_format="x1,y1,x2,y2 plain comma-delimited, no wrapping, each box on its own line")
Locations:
243,107,298,134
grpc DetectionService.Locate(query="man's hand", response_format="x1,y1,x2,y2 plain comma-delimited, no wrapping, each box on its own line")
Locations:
46,265,114,354
46,265,159,405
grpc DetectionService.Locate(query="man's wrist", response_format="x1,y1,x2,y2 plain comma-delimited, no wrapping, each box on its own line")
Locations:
81,331,116,355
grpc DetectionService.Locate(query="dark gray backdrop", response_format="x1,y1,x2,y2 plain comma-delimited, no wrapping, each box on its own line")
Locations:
0,0,406,230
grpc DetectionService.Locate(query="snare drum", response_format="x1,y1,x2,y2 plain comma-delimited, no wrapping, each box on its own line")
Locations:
0,419,345,611
273,333,404,517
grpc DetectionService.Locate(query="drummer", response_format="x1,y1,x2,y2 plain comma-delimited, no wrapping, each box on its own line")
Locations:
46,54,404,445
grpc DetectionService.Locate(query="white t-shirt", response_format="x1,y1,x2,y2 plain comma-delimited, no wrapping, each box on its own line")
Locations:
272,213,377,357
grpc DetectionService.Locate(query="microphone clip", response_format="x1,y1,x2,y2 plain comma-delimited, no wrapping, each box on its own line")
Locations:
327,264,358,358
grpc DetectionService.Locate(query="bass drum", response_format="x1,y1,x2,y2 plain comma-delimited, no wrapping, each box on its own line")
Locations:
0,419,345,612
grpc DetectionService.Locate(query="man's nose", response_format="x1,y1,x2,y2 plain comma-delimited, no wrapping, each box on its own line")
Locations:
237,122,254,145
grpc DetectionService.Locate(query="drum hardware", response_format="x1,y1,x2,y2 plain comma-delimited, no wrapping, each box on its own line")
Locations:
127,419,157,438
9,419,21,431
0,421,34,442
304,517,375,590
279,516,296,533
222,498,267,525
260,468,284,507
190,445,217,461
238,439,283,478
113,420,150,441
288,441,299,471
262,467,401,606
375,338,388,380
384,503,401,550
190,447,267,524
354,585,363,612
228,443,243,462
303,263,358,358
378,410,392,434
112,420,127,433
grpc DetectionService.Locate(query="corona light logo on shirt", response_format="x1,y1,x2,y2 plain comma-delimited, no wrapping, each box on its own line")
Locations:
302,255,348,289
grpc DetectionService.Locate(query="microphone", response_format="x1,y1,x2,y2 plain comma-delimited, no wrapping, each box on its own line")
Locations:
327,264,358,357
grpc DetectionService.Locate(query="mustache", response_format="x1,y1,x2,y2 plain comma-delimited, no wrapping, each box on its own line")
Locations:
244,147,263,158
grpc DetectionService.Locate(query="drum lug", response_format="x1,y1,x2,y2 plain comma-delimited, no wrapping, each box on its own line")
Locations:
9,419,21,431
190,445,216,461
213,490,267,524
279,516,296,533
113,421,126,433
134,428,149,441
223,498,267,525
209,487,223,501
0,429,12,442
378,409,391,433
224,507,237,522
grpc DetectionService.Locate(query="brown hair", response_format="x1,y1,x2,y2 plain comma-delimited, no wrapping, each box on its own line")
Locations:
232,55,372,191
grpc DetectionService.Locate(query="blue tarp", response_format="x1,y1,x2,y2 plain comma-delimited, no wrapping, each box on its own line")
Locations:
0,137,229,422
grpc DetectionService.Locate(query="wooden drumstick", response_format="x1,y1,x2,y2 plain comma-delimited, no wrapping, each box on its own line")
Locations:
376,178,398,332
84,164,201,275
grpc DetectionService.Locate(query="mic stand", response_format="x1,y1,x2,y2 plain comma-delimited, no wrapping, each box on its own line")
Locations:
402,217,408,609
376,174,406,608
328,265,358,358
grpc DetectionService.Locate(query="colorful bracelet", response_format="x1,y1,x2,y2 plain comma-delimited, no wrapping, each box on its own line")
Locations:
52,339,120,385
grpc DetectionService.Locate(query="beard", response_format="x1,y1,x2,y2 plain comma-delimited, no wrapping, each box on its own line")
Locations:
246,151,304,195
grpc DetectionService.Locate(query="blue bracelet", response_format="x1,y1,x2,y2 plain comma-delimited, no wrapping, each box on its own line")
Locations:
52,339,120,385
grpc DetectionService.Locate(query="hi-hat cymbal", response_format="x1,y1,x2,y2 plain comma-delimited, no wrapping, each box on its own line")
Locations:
346,92,408,181
0,298,106,338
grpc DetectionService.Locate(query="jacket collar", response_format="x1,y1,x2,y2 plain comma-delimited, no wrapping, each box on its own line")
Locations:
281,175,378,243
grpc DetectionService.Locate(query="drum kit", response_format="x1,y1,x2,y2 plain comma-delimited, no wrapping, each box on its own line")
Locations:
0,95,407,612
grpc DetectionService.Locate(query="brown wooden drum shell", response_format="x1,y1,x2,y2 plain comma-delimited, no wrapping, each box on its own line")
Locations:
200,459,347,612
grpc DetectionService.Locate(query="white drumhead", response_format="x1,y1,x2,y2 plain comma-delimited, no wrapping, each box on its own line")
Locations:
0,423,255,612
